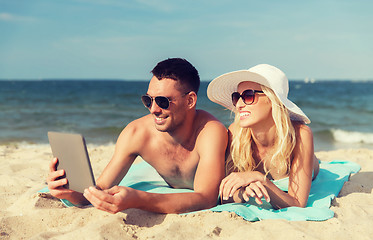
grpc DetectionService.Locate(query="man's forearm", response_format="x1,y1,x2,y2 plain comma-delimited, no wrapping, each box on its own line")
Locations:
128,189,217,214
84,184,219,214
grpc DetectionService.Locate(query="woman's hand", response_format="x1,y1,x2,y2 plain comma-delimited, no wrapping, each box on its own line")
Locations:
242,181,270,204
219,171,253,201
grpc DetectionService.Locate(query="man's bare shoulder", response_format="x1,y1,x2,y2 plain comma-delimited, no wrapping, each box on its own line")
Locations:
118,114,154,142
195,109,227,139
194,110,228,161
195,109,223,124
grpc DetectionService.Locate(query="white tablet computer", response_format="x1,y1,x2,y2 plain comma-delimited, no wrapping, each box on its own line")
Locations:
47,131,96,193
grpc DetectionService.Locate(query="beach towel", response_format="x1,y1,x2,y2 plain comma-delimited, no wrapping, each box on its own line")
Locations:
43,160,360,221
118,160,360,221
206,160,361,221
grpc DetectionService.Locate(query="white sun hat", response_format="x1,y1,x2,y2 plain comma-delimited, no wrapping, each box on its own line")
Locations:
207,64,310,124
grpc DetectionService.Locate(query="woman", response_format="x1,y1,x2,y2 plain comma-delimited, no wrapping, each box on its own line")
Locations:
207,64,319,209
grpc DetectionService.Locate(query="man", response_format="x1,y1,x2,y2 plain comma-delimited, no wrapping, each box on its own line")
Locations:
47,58,228,214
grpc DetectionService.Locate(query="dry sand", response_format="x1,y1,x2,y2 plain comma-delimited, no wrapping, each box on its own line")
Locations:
0,144,372,240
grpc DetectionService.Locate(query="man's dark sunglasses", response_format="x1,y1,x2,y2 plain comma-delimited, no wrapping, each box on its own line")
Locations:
141,92,191,110
141,95,173,109
231,89,264,106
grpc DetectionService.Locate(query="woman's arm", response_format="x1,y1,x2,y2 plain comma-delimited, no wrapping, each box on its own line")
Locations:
281,124,316,208
221,124,317,209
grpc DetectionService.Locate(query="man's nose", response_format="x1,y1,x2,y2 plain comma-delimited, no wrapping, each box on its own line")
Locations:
149,100,162,114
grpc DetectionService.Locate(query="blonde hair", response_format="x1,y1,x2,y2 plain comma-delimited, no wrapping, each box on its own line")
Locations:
228,85,296,177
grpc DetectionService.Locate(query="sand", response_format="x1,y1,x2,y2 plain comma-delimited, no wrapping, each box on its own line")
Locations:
0,144,372,240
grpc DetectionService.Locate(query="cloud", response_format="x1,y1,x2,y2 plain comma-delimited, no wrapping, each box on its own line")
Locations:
0,12,37,22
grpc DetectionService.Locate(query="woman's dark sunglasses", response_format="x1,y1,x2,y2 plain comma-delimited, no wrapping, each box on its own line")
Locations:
231,89,264,106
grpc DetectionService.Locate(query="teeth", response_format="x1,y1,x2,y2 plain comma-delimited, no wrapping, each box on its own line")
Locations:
155,116,165,121
239,112,250,117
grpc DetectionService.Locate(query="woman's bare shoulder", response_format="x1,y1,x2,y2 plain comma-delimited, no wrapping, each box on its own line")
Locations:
292,121,313,137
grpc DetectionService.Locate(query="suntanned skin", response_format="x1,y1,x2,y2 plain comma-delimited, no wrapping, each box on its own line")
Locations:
219,81,319,209
47,76,227,214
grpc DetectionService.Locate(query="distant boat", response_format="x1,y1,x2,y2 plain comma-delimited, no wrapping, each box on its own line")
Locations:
304,77,316,83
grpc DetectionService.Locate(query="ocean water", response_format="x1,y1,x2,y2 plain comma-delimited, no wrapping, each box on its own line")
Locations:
1,80,372,151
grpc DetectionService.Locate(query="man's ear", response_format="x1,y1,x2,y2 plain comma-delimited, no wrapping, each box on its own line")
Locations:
186,91,197,109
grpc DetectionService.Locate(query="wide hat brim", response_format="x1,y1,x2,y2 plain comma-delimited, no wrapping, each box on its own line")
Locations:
207,65,310,124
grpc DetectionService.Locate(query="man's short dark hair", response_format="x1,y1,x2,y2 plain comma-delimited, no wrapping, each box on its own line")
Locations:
151,58,200,94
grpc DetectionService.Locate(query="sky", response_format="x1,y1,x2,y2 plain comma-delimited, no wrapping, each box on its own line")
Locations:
0,0,372,81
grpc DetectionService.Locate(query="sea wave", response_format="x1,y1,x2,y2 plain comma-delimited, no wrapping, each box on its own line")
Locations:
331,129,373,144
